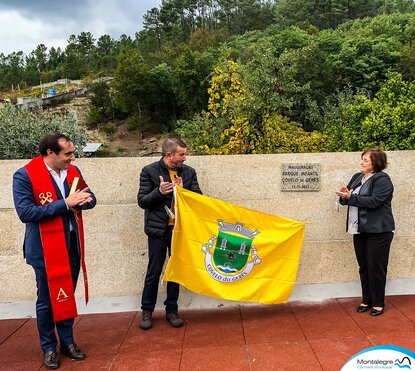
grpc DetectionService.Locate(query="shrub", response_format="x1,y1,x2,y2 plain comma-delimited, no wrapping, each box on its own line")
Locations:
101,123,117,135
0,104,87,159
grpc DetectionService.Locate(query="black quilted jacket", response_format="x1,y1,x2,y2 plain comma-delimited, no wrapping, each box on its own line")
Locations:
137,158,202,237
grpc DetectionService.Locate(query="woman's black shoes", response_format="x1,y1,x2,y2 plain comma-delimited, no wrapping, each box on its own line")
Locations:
371,307,384,316
356,304,384,316
356,304,370,313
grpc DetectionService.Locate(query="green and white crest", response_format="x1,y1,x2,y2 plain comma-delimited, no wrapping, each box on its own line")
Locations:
202,220,262,283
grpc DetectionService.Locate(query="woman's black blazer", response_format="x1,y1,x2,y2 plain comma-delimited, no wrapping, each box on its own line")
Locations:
339,171,395,233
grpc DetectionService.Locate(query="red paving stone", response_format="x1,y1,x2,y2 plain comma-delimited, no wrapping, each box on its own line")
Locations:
0,318,28,344
0,294,415,370
182,307,245,349
248,341,322,370
309,336,373,371
339,298,415,337
368,332,415,350
181,345,250,370
50,355,115,371
119,312,185,354
290,299,363,340
0,319,40,360
112,349,182,371
241,304,305,344
387,294,415,322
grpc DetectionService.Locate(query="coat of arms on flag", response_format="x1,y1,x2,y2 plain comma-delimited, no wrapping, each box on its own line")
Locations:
202,220,261,282
164,186,306,304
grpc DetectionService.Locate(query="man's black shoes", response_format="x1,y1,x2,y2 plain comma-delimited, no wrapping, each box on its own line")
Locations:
60,343,86,360
44,344,84,368
44,350,60,369
140,310,153,330
166,312,184,328
140,311,184,329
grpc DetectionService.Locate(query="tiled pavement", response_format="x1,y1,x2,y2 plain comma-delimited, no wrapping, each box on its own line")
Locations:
1,295,415,370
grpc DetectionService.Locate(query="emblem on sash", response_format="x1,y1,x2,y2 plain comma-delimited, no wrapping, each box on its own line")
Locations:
202,220,261,282
39,192,53,205
57,288,69,302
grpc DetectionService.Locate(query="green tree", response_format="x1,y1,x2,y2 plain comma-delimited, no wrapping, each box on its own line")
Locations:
273,0,382,30
178,60,330,154
77,31,96,57
63,32,96,79
47,47,64,70
148,63,176,128
117,34,134,50
324,73,415,151
85,81,114,128
379,0,415,13
91,35,117,75
143,7,163,51
112,47,151,121
173,49,217,118
138,0,274,51
24,55,41,87
64,35,87,79
331,34,402,93
0,51,25,90
400,42,415,80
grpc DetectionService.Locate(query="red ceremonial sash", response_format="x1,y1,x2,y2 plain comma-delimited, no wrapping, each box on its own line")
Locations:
25,156,89,322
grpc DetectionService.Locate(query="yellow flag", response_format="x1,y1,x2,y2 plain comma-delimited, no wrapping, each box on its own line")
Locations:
164,186,305,304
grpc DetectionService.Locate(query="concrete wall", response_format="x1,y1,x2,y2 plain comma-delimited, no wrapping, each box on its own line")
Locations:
1,151,414,304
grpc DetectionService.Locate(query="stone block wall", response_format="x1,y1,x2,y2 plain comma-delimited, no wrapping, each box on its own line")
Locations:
1,151,414,302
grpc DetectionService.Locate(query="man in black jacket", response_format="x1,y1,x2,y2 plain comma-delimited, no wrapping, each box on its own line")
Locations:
137,137,202,330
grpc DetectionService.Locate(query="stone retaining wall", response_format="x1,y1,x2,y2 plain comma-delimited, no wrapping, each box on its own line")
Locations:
1,151,414,302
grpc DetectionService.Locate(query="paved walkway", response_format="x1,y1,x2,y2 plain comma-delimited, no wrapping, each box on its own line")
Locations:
1,295,415,370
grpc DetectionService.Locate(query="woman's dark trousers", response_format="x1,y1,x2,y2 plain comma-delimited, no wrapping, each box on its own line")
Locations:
353,232,393,308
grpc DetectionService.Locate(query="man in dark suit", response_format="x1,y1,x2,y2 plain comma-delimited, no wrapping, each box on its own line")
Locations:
137,137,202,330
13,133,96,369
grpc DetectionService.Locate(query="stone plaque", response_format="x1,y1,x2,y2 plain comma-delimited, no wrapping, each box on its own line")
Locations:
281,163,321,191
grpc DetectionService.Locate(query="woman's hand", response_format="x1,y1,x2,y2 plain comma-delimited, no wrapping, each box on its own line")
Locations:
336,186,352,200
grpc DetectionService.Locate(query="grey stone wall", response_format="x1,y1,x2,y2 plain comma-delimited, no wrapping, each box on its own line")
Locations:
1,151,414,302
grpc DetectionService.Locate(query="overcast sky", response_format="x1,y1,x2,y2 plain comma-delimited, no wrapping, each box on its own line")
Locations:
0,0,161,55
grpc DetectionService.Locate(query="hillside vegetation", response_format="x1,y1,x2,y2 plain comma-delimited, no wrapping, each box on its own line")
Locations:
1,0,415,157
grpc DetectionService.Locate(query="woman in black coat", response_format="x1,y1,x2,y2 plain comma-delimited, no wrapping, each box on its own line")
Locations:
336,149,394,316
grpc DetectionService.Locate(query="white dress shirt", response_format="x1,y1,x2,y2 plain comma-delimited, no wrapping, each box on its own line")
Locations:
44,161,73,230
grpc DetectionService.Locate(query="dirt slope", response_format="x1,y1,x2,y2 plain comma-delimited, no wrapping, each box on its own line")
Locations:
56,96,167,156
